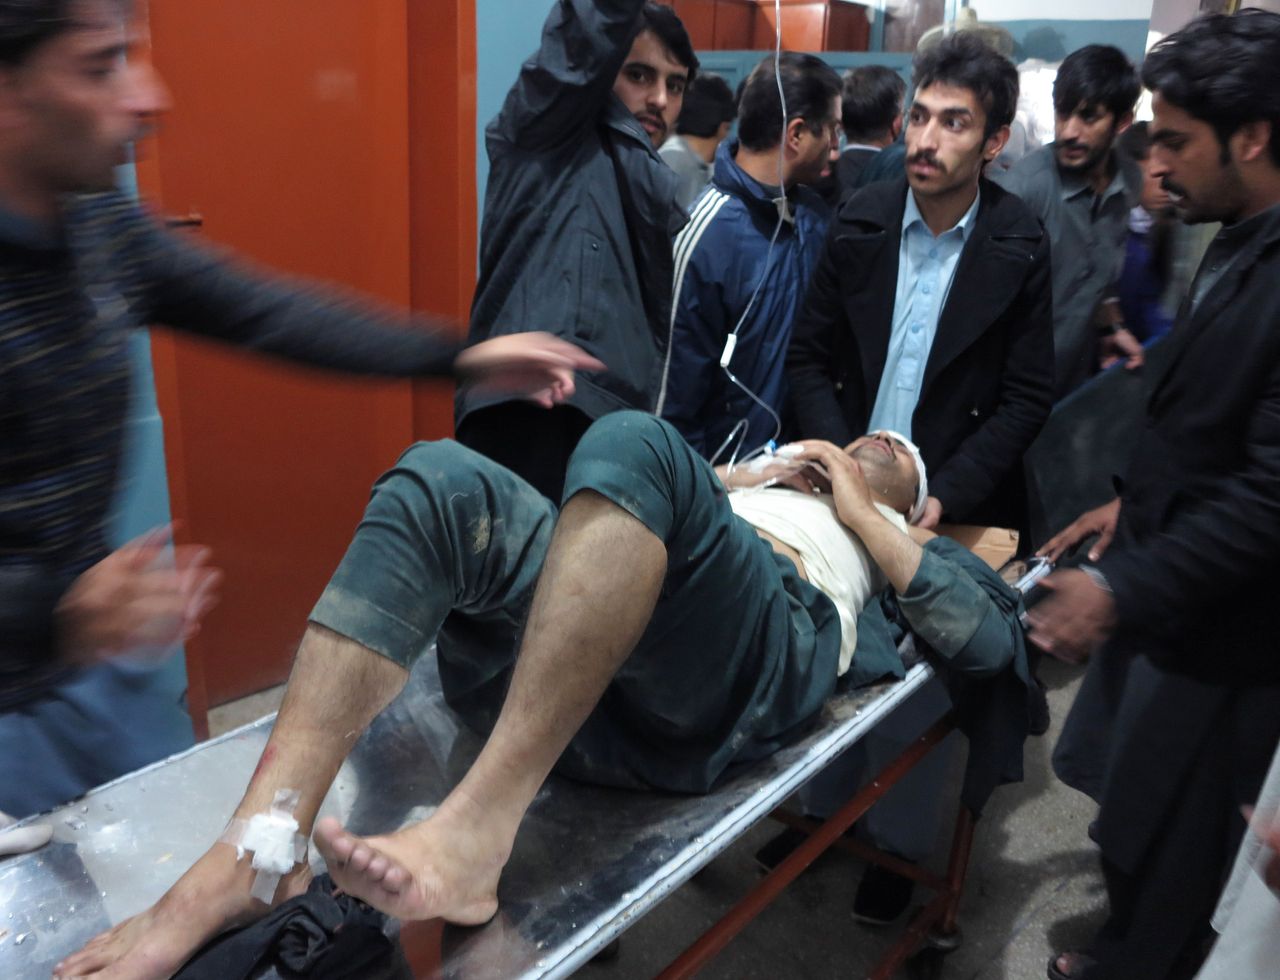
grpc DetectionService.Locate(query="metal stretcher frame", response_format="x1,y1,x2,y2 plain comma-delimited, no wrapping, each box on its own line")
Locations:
0,655,961,980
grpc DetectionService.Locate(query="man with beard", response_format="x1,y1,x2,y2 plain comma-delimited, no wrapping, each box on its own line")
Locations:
1029,11,1280,979
996,45,1144,398
783,31,1051,923
456,0,700,502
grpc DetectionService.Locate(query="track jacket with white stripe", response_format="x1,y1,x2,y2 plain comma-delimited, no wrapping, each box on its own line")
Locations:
660,140,830,458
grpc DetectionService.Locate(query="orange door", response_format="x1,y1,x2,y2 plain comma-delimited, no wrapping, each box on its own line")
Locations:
141,1,474,731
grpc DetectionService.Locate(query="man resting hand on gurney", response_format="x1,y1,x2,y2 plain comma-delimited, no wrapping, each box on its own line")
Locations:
56,413,1025,980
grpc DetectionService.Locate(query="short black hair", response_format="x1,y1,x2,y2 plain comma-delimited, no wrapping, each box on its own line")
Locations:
638,2,698,84
0,0,76,65
911,31,1018,139
675,72,736,138
841,65,905,143
737,52,841,153
1053,44,1140,121
1116,119,1150,161
1143,9,1280,168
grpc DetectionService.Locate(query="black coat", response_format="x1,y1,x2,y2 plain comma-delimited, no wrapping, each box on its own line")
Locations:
786,177,1054,529
457,0,685,426
1098,204,1280,687
1059,204,1280,926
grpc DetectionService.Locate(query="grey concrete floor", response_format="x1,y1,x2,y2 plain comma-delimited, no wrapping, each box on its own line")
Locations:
208,658,1107,979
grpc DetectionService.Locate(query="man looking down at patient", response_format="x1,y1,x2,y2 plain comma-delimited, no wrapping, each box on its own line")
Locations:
58,414,1026,979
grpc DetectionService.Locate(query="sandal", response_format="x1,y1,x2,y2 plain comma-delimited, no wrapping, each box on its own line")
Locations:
1047,950,1097,980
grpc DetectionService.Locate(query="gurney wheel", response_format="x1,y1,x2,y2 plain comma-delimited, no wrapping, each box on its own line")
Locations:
922,924,963,953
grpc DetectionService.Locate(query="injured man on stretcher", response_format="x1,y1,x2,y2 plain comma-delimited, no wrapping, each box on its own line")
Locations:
55,411,1026,980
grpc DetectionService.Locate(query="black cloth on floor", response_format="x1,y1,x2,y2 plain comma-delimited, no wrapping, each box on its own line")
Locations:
174,873,395,980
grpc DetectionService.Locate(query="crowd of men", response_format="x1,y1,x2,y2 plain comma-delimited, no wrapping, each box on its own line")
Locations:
2,1,1279,979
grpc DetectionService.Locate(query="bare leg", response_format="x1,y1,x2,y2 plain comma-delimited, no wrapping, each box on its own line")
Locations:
313,491,666,921
55,625,408,980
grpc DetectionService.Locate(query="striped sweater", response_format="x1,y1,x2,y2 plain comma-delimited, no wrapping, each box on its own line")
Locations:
659,140,830,458
0,192,459,708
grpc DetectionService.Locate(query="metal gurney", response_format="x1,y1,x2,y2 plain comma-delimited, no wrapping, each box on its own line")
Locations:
0,645,977,979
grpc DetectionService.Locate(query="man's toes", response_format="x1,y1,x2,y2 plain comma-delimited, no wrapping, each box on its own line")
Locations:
315,817,362,866
345,842,372,873
365,853,391,881
382,863,410,893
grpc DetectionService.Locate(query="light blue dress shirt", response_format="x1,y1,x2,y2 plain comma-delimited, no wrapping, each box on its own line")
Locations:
867,188,980,439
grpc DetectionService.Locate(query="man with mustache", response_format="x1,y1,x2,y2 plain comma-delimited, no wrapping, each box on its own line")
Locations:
456,0,699,502
1029,11,1280,979
784,31,1052,923
995,45,1144,398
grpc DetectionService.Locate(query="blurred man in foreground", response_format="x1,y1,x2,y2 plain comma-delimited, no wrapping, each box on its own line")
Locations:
0,0,598,818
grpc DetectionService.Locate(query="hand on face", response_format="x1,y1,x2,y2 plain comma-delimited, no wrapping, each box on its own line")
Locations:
790,440,879,529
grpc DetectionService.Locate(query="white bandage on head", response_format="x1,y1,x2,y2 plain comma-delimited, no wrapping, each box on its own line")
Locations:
874,430,929,525
219,789,308,904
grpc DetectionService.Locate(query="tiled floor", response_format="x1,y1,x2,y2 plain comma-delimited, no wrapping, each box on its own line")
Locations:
204,657,1105,978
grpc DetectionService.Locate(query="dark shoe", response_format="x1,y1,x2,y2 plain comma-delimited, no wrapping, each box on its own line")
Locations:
852,862,915,926
752,827,809,874
1047,950,1097,980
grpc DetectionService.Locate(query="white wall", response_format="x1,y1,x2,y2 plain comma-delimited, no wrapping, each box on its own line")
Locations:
971,0,1153,20
1148,0,1200,35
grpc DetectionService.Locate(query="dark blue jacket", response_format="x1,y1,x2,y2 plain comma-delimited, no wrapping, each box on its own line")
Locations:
458,0,686,426
659,141,830,457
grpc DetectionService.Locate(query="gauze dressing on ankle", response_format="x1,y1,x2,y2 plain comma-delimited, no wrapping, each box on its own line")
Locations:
220,788,308,903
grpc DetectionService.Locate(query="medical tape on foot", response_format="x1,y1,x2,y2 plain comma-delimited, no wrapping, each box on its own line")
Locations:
219,788,308,904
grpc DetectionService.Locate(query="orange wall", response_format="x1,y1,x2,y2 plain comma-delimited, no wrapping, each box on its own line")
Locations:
143,1,475,725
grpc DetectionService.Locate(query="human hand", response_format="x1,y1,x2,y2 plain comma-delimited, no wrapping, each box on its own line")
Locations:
454,333,607,409
791,441,878,528
1099,327,1144,371
918,496,943,529
56,525,222,664
1024,569,1116,664
1037,498,1121,563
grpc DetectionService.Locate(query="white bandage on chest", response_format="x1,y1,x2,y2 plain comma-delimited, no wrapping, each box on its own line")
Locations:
219,788,309,904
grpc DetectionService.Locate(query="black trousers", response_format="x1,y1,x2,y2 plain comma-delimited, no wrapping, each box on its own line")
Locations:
455,401,595,503
1083,686,1280,980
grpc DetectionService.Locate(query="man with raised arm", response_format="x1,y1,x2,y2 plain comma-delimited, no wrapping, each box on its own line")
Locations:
58,411,1027,979
456,0,700,502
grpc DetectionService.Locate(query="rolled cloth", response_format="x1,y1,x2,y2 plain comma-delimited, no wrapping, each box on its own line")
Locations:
173,873,402,980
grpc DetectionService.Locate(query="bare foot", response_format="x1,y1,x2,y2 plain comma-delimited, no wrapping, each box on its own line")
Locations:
313,801,509,926
54,844,310,979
